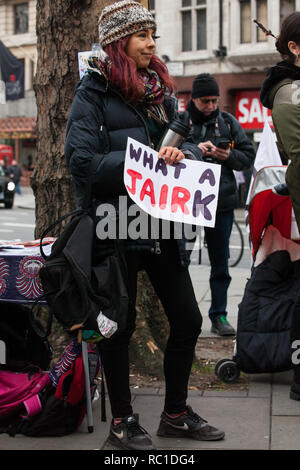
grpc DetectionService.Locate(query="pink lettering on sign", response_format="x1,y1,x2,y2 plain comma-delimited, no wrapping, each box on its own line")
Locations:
171,187,190,214
126,169,142,195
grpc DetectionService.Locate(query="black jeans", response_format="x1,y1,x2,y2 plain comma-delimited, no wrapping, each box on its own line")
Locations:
99,240,202,418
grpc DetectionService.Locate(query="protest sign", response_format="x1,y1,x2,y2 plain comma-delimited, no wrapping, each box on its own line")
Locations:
124,138,221,227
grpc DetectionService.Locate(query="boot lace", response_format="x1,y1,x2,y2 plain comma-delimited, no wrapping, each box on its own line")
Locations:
126,418,148,438
186,406,207,424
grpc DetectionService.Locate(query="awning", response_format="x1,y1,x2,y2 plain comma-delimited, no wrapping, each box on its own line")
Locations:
0,117,37,139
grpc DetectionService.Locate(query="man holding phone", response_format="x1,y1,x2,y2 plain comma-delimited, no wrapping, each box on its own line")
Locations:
181,73,255,336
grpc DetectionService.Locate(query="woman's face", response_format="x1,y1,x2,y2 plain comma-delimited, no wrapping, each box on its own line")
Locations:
126,29,157,69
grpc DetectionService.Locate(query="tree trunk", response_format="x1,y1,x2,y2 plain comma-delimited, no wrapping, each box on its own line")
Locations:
33,0,106,238
34,0,170,377
130,271,170,379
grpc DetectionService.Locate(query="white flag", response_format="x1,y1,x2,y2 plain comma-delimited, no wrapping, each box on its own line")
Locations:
246,121,281,206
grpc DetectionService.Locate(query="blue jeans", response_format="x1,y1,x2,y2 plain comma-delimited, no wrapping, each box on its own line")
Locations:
15,182,22,195
204,210,234,321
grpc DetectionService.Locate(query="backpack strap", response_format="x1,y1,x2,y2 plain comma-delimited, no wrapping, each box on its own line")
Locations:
22,394,43,418
220,111,234,140
39,153,101,260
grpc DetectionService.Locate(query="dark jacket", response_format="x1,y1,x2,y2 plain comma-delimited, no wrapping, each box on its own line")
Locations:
8,164,22,183
236,250,299,373
260,61,300,166
260,61,300,230
65,71,202,266
182,103,255,212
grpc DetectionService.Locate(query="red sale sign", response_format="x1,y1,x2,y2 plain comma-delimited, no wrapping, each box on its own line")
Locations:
177,93,189,113
236,90,273,130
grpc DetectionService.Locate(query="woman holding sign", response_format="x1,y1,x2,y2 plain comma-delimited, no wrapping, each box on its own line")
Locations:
65,0,224,450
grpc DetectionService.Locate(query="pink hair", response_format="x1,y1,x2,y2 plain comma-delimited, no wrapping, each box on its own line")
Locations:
104,36,175,103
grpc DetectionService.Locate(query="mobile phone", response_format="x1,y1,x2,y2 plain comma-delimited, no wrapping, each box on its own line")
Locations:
217,139,231,150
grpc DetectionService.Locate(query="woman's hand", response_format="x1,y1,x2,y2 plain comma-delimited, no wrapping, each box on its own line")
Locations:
158,146,185,165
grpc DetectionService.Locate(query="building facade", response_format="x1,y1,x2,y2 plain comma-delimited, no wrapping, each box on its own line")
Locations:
153,0,299,146
0,0,299,169
0,0,37,170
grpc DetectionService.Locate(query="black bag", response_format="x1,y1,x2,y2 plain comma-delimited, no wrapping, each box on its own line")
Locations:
0,302,53,370
39,155,128,336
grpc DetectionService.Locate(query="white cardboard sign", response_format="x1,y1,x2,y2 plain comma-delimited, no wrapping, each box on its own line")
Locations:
124,138,221,227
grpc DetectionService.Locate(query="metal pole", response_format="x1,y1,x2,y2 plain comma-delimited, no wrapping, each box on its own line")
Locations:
82,340,94,433
219,0,223,51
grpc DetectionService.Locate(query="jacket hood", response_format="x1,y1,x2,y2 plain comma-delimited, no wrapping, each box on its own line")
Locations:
260,61,300,109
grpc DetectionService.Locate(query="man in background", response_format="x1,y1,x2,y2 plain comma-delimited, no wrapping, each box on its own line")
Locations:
182,74,255,336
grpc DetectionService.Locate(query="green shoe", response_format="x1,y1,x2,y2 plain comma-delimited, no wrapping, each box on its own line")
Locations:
211,315,236,336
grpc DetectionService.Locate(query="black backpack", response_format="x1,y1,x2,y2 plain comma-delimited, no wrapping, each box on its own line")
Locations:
38,154,128,337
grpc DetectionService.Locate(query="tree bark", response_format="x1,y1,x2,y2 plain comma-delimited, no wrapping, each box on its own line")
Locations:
34,0,170,377
33,0,106,238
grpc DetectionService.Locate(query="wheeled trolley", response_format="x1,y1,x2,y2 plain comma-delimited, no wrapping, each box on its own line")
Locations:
216,165,300,383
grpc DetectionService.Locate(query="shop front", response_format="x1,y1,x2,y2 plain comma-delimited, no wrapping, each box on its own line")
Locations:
235,89,274,149
0,117,37,186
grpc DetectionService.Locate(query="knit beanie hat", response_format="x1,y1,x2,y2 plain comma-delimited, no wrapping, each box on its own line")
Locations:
98,0,156,48
191,73,220,98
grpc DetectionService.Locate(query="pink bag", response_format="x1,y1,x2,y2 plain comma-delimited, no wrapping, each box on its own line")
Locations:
0,368,51,418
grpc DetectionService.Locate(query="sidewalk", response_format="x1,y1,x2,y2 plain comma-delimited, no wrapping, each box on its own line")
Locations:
14,186,35,210
1,192,299,451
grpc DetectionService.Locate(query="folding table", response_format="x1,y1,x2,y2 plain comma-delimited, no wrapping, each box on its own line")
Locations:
0,242,94,433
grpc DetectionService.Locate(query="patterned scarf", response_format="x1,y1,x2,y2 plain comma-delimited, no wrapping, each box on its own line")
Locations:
87,53,169,123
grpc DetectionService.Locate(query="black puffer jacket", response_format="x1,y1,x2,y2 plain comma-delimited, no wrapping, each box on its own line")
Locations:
182,103,255,212
65,71,202,266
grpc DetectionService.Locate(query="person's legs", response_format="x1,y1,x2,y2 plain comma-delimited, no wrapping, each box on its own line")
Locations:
99,250,139,418
15,182,22,195
144,241,224,441
99,250,153,449
143,240,202,413
204,210,235,336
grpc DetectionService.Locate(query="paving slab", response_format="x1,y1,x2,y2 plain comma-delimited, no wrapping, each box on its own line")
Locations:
248,374,272,398
272,385,300,416
103,394,271,450
271,416,300,450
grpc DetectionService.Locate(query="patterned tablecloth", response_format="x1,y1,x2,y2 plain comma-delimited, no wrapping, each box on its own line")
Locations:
0,244,53,304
